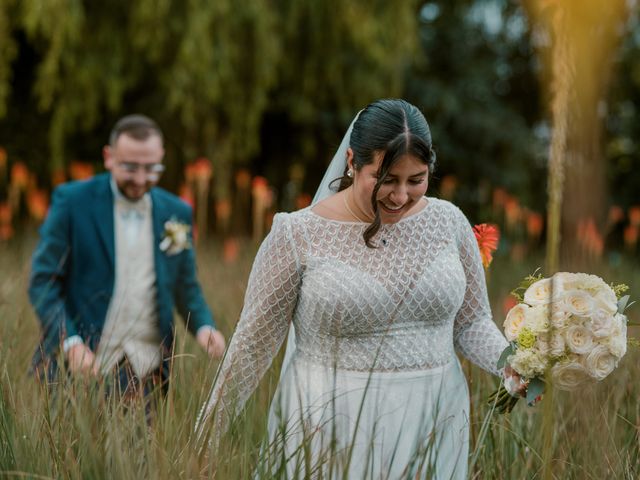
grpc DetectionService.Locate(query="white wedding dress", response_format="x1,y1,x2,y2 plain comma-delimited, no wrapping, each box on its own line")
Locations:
199,197,507,479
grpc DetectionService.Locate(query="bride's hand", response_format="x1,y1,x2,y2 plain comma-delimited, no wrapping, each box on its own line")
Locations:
503,364,527,398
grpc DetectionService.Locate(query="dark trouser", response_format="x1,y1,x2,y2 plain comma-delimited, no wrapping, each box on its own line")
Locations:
108,356,168,398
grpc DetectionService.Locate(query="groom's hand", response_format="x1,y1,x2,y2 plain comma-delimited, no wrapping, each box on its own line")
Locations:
196,328,226,359
66,344,97,375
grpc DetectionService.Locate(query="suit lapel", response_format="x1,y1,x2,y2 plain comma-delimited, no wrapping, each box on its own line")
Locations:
92,175,115,267
151,188,168,286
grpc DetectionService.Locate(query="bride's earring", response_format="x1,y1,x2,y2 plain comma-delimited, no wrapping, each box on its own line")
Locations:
347,169,353,178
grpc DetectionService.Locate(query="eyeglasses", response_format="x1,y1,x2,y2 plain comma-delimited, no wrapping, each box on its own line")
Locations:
116,162,166,181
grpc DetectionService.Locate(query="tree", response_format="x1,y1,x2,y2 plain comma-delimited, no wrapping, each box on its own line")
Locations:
264,0,421,197
524,0,629,270
405,0,544,218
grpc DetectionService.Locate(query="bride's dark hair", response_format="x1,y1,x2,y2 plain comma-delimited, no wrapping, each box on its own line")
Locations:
337,99,437,247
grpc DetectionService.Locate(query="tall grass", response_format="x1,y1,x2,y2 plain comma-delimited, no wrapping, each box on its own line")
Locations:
0,235,638,478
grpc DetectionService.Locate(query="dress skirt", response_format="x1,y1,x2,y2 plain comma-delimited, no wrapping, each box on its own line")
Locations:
259,356,470,479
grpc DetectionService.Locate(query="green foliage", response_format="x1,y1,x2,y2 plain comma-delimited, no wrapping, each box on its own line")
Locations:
406,0,545,215
611,282,630,299
1,237,640,477
0,0,638,217
0,0,18,119
509,268,544,302
1,0,420,200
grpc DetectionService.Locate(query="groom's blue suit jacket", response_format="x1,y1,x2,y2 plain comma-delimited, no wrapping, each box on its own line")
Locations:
28,173,215,368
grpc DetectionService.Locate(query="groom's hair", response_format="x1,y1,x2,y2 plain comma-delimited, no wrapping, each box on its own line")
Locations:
109,114,163,147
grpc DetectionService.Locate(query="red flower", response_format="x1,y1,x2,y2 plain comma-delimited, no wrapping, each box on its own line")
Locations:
473,223,500,268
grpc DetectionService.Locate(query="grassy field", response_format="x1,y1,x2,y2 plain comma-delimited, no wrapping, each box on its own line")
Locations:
0,233,638,479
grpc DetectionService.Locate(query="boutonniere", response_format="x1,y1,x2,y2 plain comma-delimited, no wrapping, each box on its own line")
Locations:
159,218,191,255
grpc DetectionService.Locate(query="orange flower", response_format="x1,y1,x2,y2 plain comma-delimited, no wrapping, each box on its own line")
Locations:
440,175,458,200
0,223,13,241
0,202,11,223
51,168,66,186
629,206,640,227
473,223,500,268
492,187,508,212
216,198,231,222
607,205,624,226
185,157,213,182
295,193,312,209
178,183,194,208
27,189,49,221
526,211,544,240
10,162,29,189
234,168,252,190
0,147,7,172
69,161,94,180
223,237,240,264
624,225,638,251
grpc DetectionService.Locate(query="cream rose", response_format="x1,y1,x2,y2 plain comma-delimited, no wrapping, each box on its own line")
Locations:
551,272,574,295
590,309,615,338
561,290,595,317
593,288,618,315
550,308,570,329
535,336,551,356
523,278,553,305
585,344,617,380
572,273,607,292
549,332,566,357
564,325,594,354
504,303,529,341
550,359,590,391
607,314,628,358
524,305,550,334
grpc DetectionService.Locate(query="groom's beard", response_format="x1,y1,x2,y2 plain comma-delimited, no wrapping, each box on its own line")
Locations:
117,179,153,201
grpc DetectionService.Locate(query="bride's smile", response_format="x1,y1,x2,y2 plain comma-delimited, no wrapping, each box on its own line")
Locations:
348,151,429,224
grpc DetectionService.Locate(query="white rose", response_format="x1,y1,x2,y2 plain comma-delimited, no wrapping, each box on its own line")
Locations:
561,290,595,317
572,273,607,292
549,332,566,357
589,309,615,338
593,288,618,315
524,305,550,334
550,308,570,329
550,359,590,391
564,325,594,355
504,303,529,341
523,278,553,305
535,336,551,356
607,314,627,358
508,349,547,379
585,344,617,380
551,272,574,295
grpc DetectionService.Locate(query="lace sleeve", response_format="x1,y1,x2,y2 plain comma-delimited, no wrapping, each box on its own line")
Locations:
196,213,301,441
451,206,508,376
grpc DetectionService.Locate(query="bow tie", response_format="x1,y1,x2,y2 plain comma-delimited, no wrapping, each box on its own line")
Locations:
117,199,147,222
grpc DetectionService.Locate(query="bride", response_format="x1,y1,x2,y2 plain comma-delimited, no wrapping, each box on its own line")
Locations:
197,99,520,479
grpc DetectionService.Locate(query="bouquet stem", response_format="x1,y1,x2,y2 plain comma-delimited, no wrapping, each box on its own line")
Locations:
487,384,520,414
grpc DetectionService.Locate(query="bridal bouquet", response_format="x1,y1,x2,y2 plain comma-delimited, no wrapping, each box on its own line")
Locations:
490,271,633,413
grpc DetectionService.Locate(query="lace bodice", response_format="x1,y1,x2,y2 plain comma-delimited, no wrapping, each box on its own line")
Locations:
198,198,507,435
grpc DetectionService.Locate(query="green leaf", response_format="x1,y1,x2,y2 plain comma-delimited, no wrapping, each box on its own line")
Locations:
617,295,630,314
526,377,545,406
510,268,544,303
496,344,515,369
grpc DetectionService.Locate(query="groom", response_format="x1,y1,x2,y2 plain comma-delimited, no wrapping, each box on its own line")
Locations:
28,114,225,393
